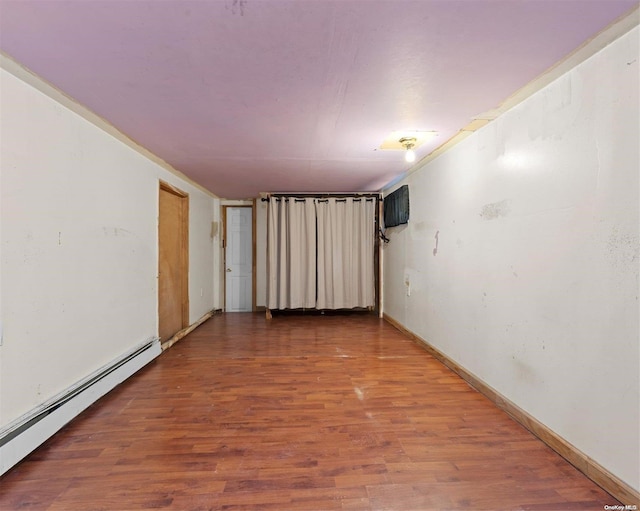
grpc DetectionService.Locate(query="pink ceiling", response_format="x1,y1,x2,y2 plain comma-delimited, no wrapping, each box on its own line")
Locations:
1,0,637,198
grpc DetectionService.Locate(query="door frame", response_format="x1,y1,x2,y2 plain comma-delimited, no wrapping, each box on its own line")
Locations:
222,204,256,312
159,181,189,336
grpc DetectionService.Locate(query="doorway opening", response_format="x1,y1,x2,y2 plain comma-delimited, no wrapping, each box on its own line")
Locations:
223,205,255,312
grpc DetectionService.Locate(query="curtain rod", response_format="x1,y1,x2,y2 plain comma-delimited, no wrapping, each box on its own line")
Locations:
261,192,381,202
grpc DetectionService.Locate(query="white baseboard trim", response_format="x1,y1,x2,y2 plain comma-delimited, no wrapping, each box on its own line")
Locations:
0,337,161,475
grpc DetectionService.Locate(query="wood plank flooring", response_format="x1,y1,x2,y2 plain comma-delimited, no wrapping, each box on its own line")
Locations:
0,313,621,510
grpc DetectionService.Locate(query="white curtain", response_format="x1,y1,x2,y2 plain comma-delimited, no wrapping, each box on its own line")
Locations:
316,198,375,309
267,197,316,309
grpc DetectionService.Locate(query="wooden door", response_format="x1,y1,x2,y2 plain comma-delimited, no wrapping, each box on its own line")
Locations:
225,206,253,312
158,182,189,341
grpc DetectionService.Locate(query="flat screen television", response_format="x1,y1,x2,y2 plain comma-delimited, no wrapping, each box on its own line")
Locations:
384,185,409,227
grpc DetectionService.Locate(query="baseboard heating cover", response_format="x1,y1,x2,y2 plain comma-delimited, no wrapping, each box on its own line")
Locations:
0,336,161,475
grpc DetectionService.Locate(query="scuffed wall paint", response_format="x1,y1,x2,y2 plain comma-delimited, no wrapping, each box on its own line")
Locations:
383,27,639,490
0,66,218,428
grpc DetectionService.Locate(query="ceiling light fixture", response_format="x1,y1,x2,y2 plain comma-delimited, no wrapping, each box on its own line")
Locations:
399,137,417,163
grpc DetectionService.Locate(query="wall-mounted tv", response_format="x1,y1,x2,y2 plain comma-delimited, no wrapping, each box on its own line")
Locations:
384,185,409,227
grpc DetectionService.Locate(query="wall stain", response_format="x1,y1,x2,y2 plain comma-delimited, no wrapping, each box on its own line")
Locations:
226,0,247,16
606,227,639,270
433,230,439,256
103,227,133,237
480,199,511,220
413,221,428,232
512,357,536,384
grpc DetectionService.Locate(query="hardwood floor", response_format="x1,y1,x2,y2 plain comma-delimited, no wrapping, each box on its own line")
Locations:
0,313,621,510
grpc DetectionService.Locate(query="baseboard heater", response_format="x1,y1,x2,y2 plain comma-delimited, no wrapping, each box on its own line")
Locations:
0,336,161,475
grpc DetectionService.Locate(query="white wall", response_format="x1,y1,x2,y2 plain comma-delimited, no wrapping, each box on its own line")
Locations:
0,63,218,428
256,199,268,307
383,27,639,490
188,192,218,323
212,198,222,311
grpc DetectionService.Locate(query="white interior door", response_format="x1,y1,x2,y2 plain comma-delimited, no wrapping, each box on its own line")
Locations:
225,207,253,312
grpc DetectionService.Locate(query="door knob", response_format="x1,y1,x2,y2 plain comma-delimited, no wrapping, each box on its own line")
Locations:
226,268,232,272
